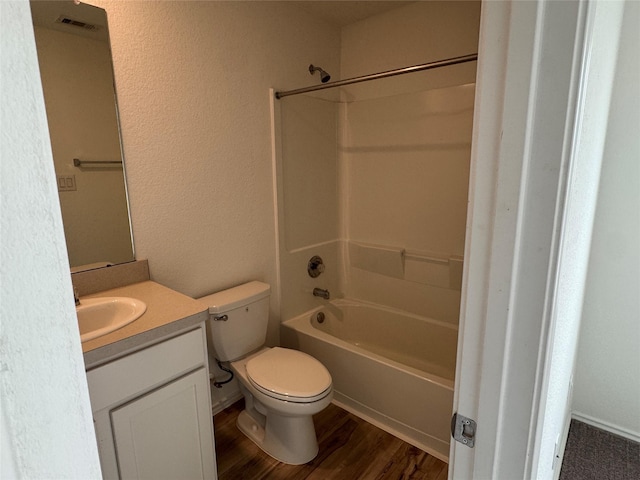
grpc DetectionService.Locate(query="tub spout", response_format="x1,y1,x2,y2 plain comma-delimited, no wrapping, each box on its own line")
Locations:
313,288,330,300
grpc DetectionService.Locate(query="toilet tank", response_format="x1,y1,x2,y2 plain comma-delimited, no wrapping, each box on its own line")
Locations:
198,281,270,362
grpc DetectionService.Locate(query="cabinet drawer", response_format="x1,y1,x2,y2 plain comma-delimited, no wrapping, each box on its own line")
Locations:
87,328,206,412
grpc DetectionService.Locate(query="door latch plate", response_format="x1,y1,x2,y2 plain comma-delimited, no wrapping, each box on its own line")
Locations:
451,412,476,448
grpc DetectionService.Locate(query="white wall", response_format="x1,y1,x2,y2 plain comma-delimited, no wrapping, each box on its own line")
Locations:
0,1,101,477
91,0,341,347
340,1,480,80
573,0,640,441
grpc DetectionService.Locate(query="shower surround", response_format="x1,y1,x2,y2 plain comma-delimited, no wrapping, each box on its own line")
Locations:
272,0,480,462
273,77,475,460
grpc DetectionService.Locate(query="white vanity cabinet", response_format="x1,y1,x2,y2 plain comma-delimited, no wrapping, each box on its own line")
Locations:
86,325,217,479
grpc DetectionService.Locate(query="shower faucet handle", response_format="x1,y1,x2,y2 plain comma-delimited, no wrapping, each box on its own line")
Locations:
308,255,325,278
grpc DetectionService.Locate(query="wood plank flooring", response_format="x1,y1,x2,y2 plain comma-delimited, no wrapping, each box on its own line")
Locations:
214,400,448,480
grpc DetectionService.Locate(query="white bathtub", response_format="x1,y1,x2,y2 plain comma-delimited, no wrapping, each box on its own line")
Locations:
281,298,457,462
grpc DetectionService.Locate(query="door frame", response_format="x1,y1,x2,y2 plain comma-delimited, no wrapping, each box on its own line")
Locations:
450,1,625,478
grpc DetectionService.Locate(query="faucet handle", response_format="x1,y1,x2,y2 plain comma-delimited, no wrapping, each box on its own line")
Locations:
308,255,325,278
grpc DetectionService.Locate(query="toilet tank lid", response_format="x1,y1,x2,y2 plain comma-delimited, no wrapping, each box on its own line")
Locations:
198,281,270,314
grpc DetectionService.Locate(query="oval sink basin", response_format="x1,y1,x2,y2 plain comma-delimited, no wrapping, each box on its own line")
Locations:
77,297,147,343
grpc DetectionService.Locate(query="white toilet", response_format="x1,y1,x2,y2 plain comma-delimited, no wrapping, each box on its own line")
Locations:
199,281,333,465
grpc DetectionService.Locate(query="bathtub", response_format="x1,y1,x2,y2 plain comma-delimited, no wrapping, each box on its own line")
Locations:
281,298,457,462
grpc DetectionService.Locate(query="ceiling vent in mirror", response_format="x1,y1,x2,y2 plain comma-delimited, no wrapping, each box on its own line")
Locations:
55,15,99,31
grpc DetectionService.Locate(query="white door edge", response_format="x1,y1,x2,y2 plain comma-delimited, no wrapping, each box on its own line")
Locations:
450,1,623,478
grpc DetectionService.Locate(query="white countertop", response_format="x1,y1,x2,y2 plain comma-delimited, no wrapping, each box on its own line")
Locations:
81,281,209,368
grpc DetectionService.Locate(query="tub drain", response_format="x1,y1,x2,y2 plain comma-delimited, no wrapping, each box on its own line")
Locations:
316,312,325,324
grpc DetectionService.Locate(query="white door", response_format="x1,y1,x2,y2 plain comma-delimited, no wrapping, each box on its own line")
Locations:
111,368,217,480
450,1,626,478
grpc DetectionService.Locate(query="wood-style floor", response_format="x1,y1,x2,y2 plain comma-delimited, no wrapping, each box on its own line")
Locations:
214,400,448,480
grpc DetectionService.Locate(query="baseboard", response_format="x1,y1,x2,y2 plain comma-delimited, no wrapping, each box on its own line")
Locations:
211,391,243,416
571,411,640,443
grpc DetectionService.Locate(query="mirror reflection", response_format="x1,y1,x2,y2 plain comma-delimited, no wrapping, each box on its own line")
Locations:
30,0,134,271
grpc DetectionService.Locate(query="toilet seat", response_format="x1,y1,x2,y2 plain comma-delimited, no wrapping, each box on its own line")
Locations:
246,347,332,403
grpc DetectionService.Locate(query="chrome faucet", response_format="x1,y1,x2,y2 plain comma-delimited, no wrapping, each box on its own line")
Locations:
313,288,330,300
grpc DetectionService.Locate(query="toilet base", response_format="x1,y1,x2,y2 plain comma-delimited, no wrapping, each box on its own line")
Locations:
236,408,319,465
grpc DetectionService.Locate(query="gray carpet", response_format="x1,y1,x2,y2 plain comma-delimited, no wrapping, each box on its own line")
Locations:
560,419,640,480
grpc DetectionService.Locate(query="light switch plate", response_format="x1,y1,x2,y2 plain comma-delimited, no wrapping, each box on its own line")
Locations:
57,175,76,192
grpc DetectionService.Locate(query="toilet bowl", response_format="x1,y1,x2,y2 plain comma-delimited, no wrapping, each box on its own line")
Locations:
231,347,332,464
198,281,333,465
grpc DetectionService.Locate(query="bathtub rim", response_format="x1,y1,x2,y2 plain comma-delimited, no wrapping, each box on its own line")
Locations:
329,297,459,332
282,300,456,390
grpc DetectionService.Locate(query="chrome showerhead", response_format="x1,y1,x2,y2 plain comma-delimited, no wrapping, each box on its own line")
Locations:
309,64,331,83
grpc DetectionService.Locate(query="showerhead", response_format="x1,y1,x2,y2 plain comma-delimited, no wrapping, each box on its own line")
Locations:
309,64,331,83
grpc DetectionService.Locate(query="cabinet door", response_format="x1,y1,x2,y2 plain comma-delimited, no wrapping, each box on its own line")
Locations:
111,368,216,479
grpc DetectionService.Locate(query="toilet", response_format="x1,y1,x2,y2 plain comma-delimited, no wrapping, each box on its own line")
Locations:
199,281,333,465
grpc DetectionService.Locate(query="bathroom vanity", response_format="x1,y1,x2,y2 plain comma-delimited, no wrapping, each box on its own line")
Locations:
79,276,217,479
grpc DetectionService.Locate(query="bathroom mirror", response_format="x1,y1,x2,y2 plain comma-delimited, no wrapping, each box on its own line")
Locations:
30,0,134,271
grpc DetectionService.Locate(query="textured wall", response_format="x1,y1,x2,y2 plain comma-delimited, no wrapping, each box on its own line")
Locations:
0,1,101,476
340,1,480,93
573,0,640,441
91,1,341,346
